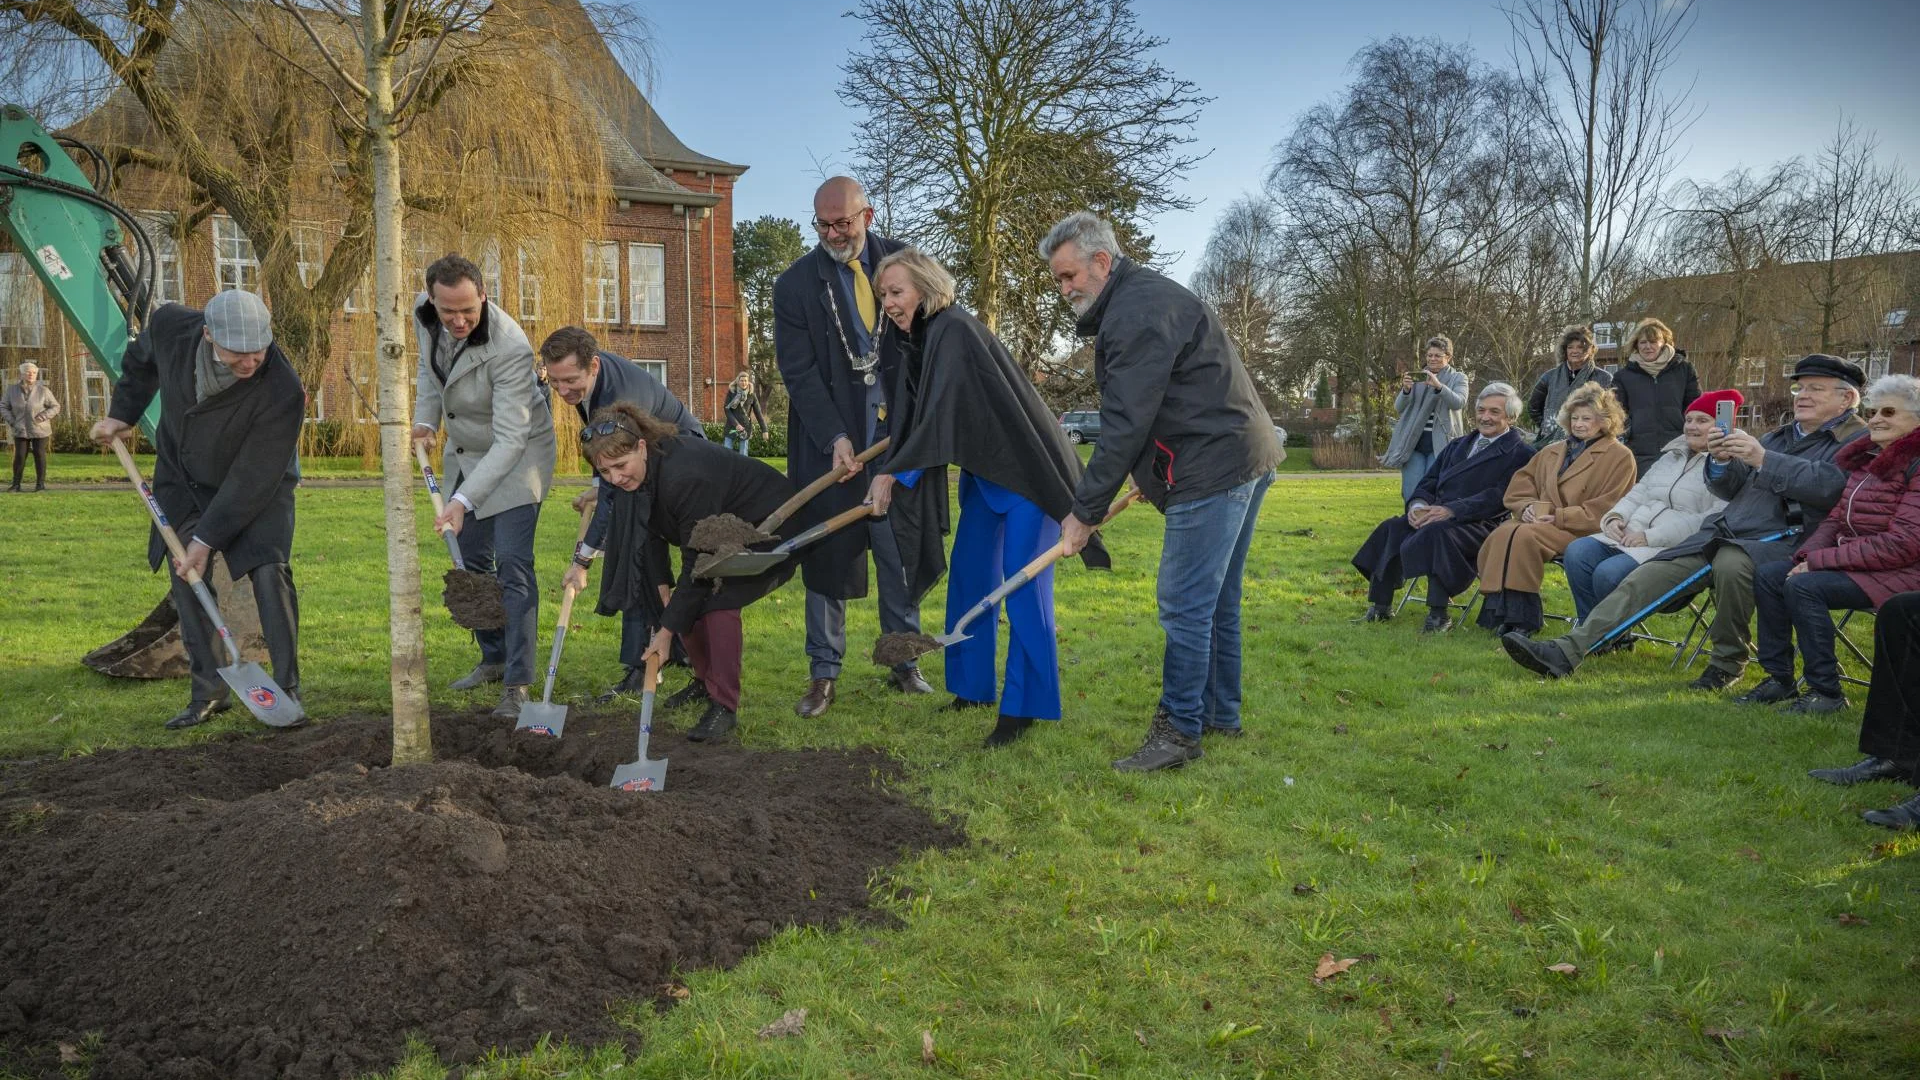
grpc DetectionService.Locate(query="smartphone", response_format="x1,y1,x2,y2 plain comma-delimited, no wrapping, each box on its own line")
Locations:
1714,400,1735,435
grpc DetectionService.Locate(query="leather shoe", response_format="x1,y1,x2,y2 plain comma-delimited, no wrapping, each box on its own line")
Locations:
983,714,1036,748
1501,632,1572,679
1808,756,1907,786
662,678,711,711
165,700,231,730
1784,690,1848,715
1863,791,1920,831
450,662,505,691
887,667,934,695
1361,603,1393,622
594,666,646,703
491,685,530,721
1421,611,1454,633
1113,711,1202,772
1686,665,1741,692
795,677,835,718
1733,677,1797,705
688,701,738,742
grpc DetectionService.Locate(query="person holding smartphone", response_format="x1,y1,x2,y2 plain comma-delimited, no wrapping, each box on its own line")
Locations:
1381,335,1470,502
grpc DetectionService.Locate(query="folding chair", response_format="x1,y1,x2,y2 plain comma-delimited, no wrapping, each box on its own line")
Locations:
1832,608,1877,689
1584,563,1714,660
1393,575,1483,625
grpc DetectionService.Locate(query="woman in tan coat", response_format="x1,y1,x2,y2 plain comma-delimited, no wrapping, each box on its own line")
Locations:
1476,382,1637,635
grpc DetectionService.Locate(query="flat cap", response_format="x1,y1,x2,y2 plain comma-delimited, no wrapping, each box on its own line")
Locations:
204,290,274,352
1792,353,1864,388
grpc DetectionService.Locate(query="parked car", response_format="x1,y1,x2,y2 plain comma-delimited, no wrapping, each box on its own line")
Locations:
1060,410,1101,444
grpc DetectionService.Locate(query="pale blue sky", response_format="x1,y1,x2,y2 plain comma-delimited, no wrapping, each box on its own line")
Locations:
640,0,1918,283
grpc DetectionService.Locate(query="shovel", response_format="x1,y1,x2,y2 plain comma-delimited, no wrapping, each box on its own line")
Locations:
516,502,598,737
873,486,1142,667
111,439,306,728
758,436,890,534
610,651,670,792
415,442,506,631
695,500,879,578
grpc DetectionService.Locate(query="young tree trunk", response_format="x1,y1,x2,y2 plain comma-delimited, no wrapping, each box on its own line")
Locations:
362,4,431,764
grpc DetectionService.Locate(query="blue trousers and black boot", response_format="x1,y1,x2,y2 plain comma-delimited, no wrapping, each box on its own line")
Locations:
450,501,541,719
945,473,1061,747
1116,470,1275,772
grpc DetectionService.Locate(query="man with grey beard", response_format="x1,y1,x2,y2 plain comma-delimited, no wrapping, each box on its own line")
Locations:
771,176,934,718
1045,211,1283,772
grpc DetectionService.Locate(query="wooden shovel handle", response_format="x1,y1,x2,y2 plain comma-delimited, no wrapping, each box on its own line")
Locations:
776,500,880,553
950,487,1141,639
414,441,448,520
111,438,194,576
642,648,666,694
554,503,598,628
758,436,890,533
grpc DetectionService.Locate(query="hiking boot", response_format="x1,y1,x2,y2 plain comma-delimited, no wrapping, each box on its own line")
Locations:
983,714,1035,748
1360,603,1393,622
1686,666,1741,692
1112,712,1202,773
450,662,505,691
795,678,835,718
1421,611,1454,633
887,667,934,695
662,678,711,711
164,699,231,730
595,666,647,703
1863,791,1920,831
491,685,530,721
688,701,738,742
1502,632,1573,679
1733,677,1798,705
1784,690,1848,715
1808,756,1907,787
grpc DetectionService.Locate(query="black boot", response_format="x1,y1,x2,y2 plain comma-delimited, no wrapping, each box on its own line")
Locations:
595,666,647,704
1112,711,1202,772
165,699,231,730
662,678,712,711
983,715,1035,748
1863,791,1920,831
688,701,738,742
1808,756,1907,786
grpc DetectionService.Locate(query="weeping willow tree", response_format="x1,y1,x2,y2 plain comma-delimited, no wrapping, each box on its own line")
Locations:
4,0,643,759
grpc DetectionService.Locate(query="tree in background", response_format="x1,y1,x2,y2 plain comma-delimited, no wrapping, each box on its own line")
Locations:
1664,162,1802,386
733,214,806,412
1191,195,1297,406
1786,118,1920,353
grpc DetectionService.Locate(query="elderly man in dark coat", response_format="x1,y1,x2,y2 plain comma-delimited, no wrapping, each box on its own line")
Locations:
772,176,940,718
90,291,305,729
1353,382,1535,631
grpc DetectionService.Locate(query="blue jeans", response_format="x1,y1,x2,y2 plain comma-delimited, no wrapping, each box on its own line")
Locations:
456,500,541,686
1157,470,1275,737
1400,450,1435,502
1562,535,1640,620
723,429,752,455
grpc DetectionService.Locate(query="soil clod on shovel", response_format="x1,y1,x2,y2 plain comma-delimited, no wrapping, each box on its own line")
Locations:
872,632,944,667
443,568,507,630
689,513,775,556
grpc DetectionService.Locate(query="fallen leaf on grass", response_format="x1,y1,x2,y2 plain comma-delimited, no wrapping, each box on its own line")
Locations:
1454,765,1470,780
1836,912,1869,926
1429,672,1446,685
1738,846,1762,863
58,1044,81,1065
1332,723,1349,735
1313,953,1360,982
1133,1029,1150,1049
1444,991,1456,1007
45,713,62,724
1546,963,1578,976
757,1008,807,1039
1508,904,1530,924
1482,742,1507,751
921,1030,935,1063
1292,883,1316,896
660,983,691,1000
1703,1027,1748,1043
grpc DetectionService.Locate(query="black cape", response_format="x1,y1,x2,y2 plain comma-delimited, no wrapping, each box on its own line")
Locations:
881,305,1110,600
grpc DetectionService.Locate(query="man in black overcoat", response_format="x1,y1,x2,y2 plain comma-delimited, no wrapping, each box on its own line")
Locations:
772,176,937,717
1352,382,1535,631
90,291,305,729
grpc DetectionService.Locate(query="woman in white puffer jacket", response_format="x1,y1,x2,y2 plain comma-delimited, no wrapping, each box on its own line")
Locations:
1560,390,1739,620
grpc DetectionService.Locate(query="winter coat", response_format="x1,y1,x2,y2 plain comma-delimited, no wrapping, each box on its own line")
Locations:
636,436,802,634
2,380,59,438
1384,365,1469,468
1795,427,1920,608
1526,345,1612,447
723,385,767,435
1612,351,1701,473
1657,414,1869,567
1477,435,1637,593
412,294,556,519
1067,257,1282,519
1591,435,1726,564
1351,427,1535,600
106,303,304,577
578,349,704,554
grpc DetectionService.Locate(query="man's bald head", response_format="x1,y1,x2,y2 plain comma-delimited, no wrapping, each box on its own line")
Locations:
813,176,874,263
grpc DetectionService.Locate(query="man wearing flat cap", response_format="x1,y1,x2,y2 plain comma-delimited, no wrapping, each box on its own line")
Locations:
91,291,307,729
1504,353,1869,689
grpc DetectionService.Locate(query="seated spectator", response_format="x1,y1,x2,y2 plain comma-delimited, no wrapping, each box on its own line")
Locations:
1527,324,1611,448
1475,383,1637,635
1353,383,1534,630
1502,354,1869,689
1807,591,1920,830
1561,390,1736,623
1740,375,1920,713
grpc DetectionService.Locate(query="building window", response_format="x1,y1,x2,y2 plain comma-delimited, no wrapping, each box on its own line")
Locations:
1868,351,1891,381
1780,360,1796,379
212,217,260,292
83,357,112,418
584,241,619,324
1593,322,1618,349
347,350,375,423
518,242,542,324
135,213,185,305
0,252,47,347
343,272,371,314
628,243,665,326
1742,358,1766,387
480,241,504,302
292,224,325,288
635,359,668,386
309,384,326,423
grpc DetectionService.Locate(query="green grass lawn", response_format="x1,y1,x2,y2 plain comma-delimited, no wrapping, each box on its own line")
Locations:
2,475,1914,1079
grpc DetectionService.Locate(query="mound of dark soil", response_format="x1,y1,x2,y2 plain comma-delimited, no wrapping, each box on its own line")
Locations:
686,514,773,557
871,632,943,668
442,569,506,630
0,710,960,1079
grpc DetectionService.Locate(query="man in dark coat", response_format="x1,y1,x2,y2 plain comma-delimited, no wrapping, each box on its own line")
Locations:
1046,211,1285,773
1353,382,1536,631
90,291,305,730
543,326,705,700
772,176,937,717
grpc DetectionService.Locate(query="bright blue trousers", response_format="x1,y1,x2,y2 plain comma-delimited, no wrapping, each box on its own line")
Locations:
945,472,1062,720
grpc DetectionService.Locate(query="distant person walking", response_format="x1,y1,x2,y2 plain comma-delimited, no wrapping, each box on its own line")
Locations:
3,362,58,492
722,372,767,455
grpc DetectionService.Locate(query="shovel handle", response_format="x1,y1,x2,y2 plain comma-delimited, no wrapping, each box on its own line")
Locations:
773,500,879,554
414,442,466,569
634,649,668,747
112,438,243,666
950,487,1141,639
758,437,890,534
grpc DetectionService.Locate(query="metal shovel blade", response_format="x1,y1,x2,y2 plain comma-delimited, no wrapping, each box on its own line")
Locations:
697,550,789,578
515,697,567,738
219,660,306,728
611,689,669,792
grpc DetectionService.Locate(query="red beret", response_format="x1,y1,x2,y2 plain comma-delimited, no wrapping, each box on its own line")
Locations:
1686,389,1745,417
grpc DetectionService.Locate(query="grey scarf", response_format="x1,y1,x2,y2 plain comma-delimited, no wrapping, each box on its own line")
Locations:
194,337,238,401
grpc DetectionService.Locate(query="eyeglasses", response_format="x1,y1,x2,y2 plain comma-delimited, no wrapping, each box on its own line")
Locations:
811,211,867,235
1789,384,1845,397
578,419,640,445
1863,406,1910,420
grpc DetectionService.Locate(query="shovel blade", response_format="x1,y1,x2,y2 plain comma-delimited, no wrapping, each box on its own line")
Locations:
515,699,568,738
699,551,788,578
219,662,305,728
610,758,669,792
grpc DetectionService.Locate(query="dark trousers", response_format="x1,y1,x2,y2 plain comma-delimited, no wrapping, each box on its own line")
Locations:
1753,560,1873,698
172,557,300,707
11,436,47,487
683,608,743,711
1859,592,1920,782
457,501,541,686
804,515,922,678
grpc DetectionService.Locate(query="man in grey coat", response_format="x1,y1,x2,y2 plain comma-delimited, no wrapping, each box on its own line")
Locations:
3,361,59,491
1503,353,1869,689
411,254,557,719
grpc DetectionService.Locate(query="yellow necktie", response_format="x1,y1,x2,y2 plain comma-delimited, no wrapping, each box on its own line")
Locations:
849,257,878,334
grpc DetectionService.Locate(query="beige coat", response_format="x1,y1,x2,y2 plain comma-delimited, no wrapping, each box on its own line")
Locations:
411,294,555,518
2,380,59,438
1478,436,1637,594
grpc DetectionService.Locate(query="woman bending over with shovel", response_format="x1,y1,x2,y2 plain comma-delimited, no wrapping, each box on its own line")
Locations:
571,402,807,742
868,248,1111,748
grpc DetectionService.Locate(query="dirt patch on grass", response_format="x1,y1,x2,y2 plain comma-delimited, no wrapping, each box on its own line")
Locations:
0,709,959,1079
871,632,942,667
442,568,506,630
686,514,773,557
